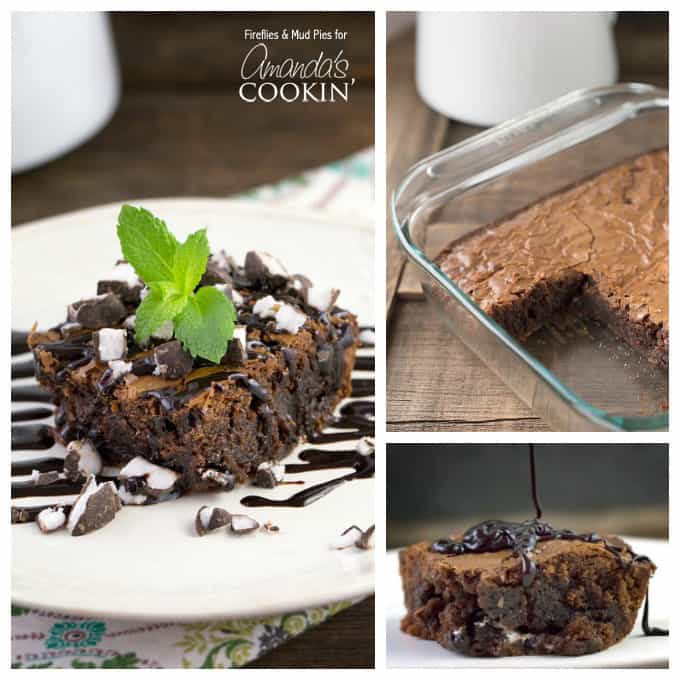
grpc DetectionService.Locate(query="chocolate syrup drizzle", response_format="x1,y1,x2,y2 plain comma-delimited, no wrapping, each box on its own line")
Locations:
241,447,374,508
431,444,667,637
12,407,54,423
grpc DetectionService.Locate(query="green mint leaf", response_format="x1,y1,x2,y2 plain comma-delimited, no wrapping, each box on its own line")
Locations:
173,286,237,362
173,228,210,296
117,205,179,284
135,284,188,344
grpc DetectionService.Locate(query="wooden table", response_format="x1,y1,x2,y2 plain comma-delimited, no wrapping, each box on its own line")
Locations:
386,15,668,432
11,12,374,668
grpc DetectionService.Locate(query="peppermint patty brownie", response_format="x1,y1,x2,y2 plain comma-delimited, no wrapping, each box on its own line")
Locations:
29,250,359,492
437,150,668,367
399,522,655,657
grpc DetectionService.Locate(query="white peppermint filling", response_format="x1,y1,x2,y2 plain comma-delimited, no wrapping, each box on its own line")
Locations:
108,359,132,381
96,328,127,361
274,303,306,334
330,527,363,550
152,320,174,340
253,295,306,334
252,295,278,318
306,286,337,311
123,314,136,330
66,440,103,477
119,456,179,492
37,507,66,533
231,514,259,533
139,287,149,301
102,262,141,287
199,506,214,529
232,289,244,306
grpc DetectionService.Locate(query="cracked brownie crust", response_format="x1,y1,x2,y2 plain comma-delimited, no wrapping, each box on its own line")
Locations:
399,535,655,657
437,150,668,367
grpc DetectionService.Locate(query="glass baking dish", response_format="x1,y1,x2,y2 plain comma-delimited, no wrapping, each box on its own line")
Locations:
392,83,668,431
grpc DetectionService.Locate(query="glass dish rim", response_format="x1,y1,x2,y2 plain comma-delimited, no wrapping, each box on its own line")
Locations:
391,83,668,431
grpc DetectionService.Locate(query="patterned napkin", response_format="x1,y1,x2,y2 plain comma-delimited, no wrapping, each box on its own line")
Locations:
11,148,374,669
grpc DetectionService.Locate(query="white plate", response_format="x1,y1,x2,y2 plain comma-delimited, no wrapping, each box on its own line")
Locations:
386,538,669,668
11,197,374,329
11,199,374,621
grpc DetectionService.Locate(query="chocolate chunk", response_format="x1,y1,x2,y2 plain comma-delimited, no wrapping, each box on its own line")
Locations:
220,326,247,366
199,259,234,287
255,461,284,488
355,524,375,550
60,322,83,339
118,455,180,495
153,341,193,379
64,439,103,482
245,251,289,287
200,469,236,491
290,274,313,300
67,476,122,536
195,506,232,536
32,470,61,487
67,293,126,329
97,262,143,305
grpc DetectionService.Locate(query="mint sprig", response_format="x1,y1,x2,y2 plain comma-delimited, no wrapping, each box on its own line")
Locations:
116,205,237,363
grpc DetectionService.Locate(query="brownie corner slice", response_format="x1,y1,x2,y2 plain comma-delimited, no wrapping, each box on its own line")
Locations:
399,535,654,657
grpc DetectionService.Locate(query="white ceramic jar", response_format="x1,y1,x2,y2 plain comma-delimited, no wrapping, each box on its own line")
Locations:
12,12,120,173
416,12,618,126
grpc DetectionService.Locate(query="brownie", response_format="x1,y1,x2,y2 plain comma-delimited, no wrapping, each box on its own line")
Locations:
29,251,359,492
436,150,668,367
400,531,655,657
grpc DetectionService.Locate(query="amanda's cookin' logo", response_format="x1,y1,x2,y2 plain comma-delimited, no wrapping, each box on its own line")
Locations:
239,42,356,104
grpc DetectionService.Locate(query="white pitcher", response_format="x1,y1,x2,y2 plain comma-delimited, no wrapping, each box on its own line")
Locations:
416,11,618,125
12,12,120,173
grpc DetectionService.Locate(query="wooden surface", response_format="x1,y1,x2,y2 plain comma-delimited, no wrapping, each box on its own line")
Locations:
385,27,448,317
250,597,374,669
11,12,374,668
386,14,668,432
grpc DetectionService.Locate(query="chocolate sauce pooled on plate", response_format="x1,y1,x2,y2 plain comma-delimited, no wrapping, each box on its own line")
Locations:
11,424,55,450
11,358,36,379
431,444,667,636
241,449,374,508
12,407,54,423
11,330,30,356
11,384,54,403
